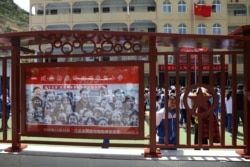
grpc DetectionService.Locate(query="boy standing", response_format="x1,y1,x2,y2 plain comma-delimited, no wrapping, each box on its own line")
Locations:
156,93,177,149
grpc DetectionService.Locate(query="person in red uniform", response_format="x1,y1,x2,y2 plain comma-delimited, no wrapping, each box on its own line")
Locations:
192,87,220,149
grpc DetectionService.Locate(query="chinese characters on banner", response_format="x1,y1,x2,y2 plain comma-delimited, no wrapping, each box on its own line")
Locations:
25,66,140,135
158,47,228,71
159,64,228,71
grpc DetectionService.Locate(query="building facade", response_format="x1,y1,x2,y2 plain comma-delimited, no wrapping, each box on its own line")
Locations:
28,0,249,87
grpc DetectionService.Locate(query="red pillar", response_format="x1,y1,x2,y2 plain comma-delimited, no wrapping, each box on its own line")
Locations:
236,30,250,158
5,37,27,152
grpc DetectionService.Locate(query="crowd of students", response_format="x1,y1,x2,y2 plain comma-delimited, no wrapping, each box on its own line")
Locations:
144,84,250,151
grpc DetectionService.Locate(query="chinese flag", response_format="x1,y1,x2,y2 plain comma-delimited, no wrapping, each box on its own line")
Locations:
194,3,212,17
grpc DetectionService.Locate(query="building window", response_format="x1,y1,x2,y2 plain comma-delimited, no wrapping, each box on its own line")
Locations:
103,28,110,31
237,55,244,64
197,0,205,5
123,7,127,12
178,0,186,13
37,10,44,15
163,0,171,13
228,4,246,16
51,10,57,15
213,55,221,64
148,28,156,32
129,6,135,12
234,10,246,16
102,7,110,13
123,28,128,31
148,6,155,12
178,23,187,34
93,8,99,13
213,23,221,35
163,24,172,33
229,54,244,64
197,24,206,34
212,0,221,13
73,8,81,14
228,26,238,34
168,55,174,64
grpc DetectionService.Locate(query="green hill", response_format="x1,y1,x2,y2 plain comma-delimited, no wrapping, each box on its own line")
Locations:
0,0,29,33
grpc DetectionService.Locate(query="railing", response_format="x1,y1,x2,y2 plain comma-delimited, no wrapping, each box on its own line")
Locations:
0,30,249,158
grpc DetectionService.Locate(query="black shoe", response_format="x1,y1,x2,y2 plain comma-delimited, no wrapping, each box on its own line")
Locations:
0,128,2,132
101,146,109,149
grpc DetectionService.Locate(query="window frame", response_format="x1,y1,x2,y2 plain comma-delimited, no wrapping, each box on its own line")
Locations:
163,1,171,13
163,24,172,33
102,7,110,13
178,23,187,34
178,0,186,13
212,0,221,13
213,23,221,35
197,24,206,34
73,8,81,14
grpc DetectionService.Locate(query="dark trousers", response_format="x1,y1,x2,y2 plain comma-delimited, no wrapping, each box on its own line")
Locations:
102,139,110,148
194,125,208,145
180,109,187,125
0,107,10,129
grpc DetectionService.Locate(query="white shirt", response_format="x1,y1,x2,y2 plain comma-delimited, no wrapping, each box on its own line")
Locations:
156,108,165,126
179,93,185,109
156,108,176,127
225,96,232,114
179,92,193,109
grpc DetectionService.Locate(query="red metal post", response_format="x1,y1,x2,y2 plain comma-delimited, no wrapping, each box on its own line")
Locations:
144,36,161,157
234,28,250,158
5,37,27,152
238,39,250,158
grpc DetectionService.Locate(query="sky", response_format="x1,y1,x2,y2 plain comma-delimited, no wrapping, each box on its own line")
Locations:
14,0,29,12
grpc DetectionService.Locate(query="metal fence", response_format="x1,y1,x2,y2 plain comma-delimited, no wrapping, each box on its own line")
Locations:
0,30,249,158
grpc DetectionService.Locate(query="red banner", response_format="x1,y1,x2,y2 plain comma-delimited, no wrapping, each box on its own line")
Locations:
159,64,228,71
26,66,139,84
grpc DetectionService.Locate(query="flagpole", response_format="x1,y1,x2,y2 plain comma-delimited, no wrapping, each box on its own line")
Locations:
193,0,196,34
193,0,197,84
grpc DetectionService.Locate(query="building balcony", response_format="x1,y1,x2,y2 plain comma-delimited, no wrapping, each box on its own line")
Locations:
30,15,44,24
228,15,248,25
73,13,99,23
43,14,72,24
129,12,157,21
100,13,128,22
